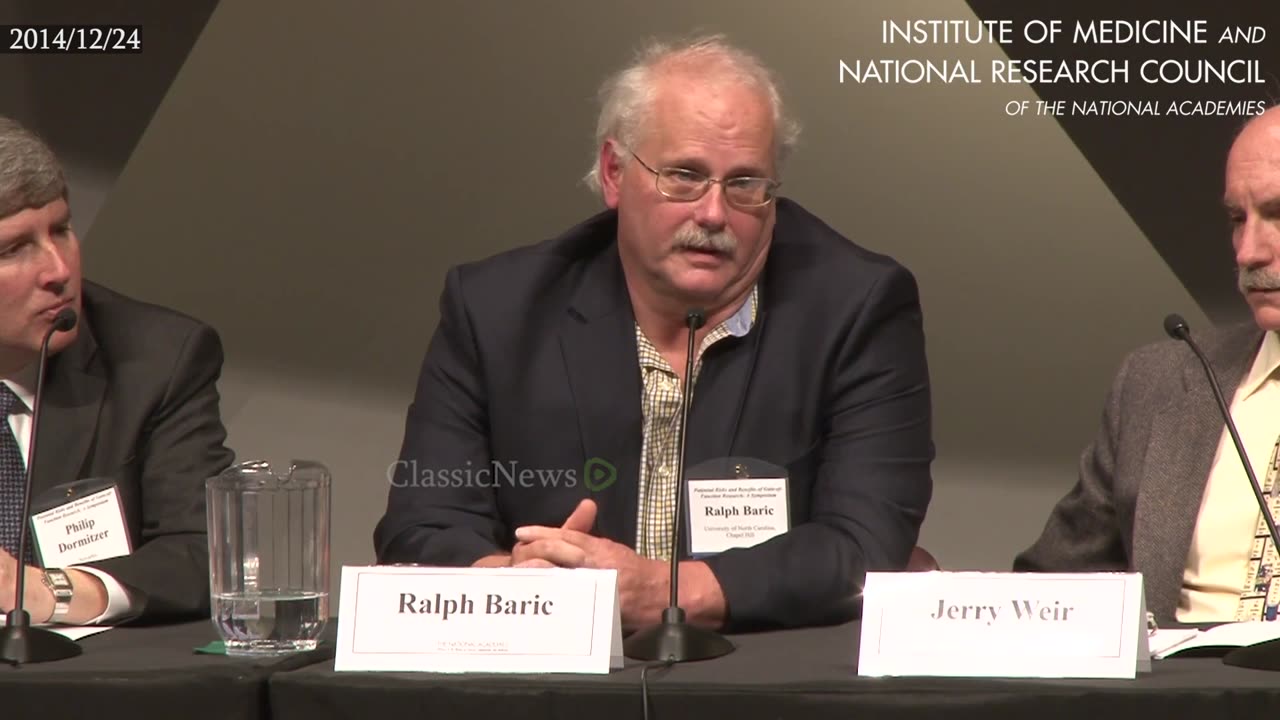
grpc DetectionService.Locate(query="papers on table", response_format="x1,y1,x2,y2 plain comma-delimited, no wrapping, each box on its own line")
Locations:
1149,629,1202,658
48,625,113,642
1151,622,1280,659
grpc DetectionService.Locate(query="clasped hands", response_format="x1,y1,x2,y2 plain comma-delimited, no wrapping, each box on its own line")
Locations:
472,499,725,628
477,499,667,627
510,499,641,569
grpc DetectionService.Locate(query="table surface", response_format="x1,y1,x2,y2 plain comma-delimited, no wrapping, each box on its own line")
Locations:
10,618,1280,719
0,620,334,720
268,621,1280,720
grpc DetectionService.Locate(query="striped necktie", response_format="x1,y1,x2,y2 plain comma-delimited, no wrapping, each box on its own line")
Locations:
0,384,31,562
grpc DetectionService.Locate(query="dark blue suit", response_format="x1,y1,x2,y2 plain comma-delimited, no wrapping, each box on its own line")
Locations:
375,199,934,630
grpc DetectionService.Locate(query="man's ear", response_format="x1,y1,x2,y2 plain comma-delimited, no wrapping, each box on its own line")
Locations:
598,140,624,209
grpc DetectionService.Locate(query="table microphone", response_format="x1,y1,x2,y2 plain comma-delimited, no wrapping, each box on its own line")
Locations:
0,306,83,666
624,308,735,663
1163,314,1280,554
1166,313,1280,671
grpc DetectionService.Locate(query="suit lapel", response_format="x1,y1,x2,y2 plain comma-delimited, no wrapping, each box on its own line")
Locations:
685,301,766,465
1134,324,1261,620
685,213,790,465
559,244,643,543
555,214,773,546
31,320,105,503
672,310,763,558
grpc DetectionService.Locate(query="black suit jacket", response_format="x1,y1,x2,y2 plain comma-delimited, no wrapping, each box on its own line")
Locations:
31,280,235,623
375,199,934,630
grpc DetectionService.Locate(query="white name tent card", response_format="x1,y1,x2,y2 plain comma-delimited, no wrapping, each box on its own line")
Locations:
686,476,789,556
31,486,131,567
858,571,1149,679
335,566,623,674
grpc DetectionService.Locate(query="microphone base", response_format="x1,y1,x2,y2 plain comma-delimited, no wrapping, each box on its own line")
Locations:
1224,638,1280,671
0,612,83,666
624,608,734,663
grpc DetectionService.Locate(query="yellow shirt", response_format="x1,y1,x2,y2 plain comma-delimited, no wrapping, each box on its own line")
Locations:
1179,331,1280,621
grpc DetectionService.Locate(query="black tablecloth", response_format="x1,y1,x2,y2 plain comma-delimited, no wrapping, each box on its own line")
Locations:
1,621,333,720
268,621,1280,719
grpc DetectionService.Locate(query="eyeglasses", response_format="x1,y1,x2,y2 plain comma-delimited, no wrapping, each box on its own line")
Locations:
627,151,780,208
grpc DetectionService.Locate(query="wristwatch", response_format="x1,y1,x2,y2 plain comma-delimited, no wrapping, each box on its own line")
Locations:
41,568,73,622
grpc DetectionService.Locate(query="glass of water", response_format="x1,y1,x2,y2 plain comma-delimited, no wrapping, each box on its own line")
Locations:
206,459,331,656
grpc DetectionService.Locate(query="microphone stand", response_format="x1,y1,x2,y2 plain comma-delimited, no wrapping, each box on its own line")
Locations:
1165,315,1280,554
1165,314,1280,671
624,309,735,663
0,308,82,666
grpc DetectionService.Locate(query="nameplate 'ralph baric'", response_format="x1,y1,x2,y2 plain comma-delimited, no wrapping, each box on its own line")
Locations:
396,590,554,619
858,572,1149,679
335,566,622,674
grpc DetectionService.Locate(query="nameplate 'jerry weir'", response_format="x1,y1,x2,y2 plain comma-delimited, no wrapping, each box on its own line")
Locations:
857,572,1149,679
335,566,622,673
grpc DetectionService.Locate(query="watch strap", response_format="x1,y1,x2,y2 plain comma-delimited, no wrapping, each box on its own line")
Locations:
41,567,73,621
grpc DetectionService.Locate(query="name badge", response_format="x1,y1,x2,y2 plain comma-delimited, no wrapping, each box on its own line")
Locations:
686,476,788,556
334,566,623,674
858,571,1149,679
31,483,132,567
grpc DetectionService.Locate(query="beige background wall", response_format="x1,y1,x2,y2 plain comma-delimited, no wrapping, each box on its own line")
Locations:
51,0,1213,598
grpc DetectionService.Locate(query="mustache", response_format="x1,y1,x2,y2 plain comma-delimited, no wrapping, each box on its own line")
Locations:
1239,267,1280,292
672,225,737,254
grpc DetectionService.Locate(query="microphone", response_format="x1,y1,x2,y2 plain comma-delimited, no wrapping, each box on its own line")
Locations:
623,308,735,663
1167,313,1280,672
1163,313,1280,575
0,306,83,666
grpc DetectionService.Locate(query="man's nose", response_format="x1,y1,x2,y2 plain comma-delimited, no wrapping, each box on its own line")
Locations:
1236,215,1278,269
36,240,72,288
692,182,729,231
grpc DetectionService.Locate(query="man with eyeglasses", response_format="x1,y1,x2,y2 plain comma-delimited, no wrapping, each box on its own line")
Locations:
376,35,934,631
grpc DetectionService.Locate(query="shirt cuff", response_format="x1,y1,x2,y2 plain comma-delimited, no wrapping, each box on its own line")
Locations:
69,566,140,625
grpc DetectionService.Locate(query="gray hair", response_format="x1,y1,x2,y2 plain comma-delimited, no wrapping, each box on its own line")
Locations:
583,34,801,195
0,116,66,219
